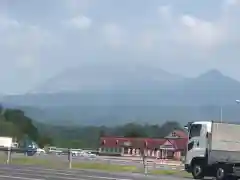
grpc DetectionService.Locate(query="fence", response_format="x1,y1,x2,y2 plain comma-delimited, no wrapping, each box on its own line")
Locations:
0,147,184,175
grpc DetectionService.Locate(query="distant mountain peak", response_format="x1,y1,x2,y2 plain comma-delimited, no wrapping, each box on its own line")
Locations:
199,69,225,79
31,63,184,94
190,69,240,88
193,69,235,83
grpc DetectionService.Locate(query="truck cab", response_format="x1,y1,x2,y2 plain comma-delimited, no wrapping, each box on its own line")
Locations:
185,121,240,180
185,121,211,173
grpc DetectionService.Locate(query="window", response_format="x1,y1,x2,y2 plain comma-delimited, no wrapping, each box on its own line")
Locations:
189,124,202,139
144,141,148,147
101,140,106,145
187,141,194,151
171,132,177,137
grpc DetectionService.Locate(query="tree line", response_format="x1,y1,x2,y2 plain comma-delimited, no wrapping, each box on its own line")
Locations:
0,106,184,149
0,107,52,147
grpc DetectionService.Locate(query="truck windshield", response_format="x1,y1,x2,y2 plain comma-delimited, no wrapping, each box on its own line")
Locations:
189,124,202,139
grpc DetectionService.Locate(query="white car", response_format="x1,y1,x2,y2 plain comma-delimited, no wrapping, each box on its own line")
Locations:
36,148,45,155
83,151,97,158
71,150,80,156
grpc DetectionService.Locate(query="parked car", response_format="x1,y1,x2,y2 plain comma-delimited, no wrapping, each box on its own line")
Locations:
71,150,81,156
36,148,46,155
80,151,97,158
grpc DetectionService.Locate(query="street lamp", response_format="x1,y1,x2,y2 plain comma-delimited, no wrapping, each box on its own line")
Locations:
234,100,240,123
220,106,223,123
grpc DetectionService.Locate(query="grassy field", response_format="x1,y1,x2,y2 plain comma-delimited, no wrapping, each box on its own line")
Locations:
0,154,190,178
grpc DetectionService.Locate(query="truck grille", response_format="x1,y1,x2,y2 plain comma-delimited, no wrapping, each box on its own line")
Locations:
233,166,240,176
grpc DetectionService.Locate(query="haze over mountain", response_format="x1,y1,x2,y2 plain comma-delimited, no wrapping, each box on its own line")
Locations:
1,67,240,126
31,61,184,93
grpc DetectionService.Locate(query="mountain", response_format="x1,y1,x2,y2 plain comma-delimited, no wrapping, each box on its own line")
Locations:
31,62,184,93
177,69,240,105
1,68,240,126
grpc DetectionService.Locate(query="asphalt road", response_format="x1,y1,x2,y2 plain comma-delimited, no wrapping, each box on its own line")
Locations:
0,164,190,180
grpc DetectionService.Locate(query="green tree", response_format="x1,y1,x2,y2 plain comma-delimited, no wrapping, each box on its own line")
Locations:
4,109,40,141
0,108,53,147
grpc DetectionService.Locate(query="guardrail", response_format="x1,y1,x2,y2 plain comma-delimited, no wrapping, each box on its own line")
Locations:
0,147,74,168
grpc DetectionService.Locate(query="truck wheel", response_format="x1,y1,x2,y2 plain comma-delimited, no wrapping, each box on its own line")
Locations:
216,167,227,180
192,164,205,179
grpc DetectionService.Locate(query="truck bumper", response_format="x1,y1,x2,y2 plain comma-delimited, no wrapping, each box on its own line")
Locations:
233,167,240,177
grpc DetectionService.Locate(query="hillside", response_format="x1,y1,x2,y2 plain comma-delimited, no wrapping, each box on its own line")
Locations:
1,68,240,126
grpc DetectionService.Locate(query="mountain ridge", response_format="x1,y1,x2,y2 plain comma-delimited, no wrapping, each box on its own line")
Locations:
1,68,240,126
30,63,186,94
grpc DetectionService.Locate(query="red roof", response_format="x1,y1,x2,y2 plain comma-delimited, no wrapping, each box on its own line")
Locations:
169,138,187,150
100,136,187,150
100,137,165,148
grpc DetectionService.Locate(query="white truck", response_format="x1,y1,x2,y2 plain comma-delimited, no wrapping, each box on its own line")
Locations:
185,121,240,180
0,137,13,148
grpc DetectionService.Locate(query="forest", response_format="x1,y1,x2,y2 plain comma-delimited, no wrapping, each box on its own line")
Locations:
0,106,184,149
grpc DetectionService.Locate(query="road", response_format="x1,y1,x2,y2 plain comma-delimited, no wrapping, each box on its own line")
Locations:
0,164,190,180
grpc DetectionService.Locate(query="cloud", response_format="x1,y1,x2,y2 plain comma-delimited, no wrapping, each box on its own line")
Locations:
154,0,240,50
1,0,240,94
101,23,126,49
158,5,172,20
63,0,94,14
179,15,225,48
223,0,239,8
138,31,155,50
0,16,20,29
64,15,92,29
0,14,57,75
0,14,58,93
0,18,51,68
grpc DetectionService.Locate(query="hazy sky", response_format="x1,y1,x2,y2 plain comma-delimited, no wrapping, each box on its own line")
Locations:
0,0,240,94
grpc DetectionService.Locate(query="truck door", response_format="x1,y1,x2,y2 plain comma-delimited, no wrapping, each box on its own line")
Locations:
185,123,207,165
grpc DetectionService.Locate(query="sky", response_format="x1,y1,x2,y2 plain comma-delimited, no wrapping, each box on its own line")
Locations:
0,0,240,94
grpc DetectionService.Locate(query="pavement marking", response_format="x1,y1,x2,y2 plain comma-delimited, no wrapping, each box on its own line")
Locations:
0,167,133,180
0,174,46,180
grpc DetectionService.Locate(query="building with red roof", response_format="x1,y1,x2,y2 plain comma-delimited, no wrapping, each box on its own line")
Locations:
99,129,187,160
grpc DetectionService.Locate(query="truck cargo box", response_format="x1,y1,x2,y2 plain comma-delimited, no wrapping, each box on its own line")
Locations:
0,136,13,148
209,122,240,164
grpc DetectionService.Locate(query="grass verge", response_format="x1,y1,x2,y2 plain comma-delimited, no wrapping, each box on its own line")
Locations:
6,157,139,172
0,156,190,178
150,169,191,178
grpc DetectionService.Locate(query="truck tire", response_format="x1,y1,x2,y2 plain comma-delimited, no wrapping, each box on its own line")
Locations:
192,163,205,179
216,166,228,180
